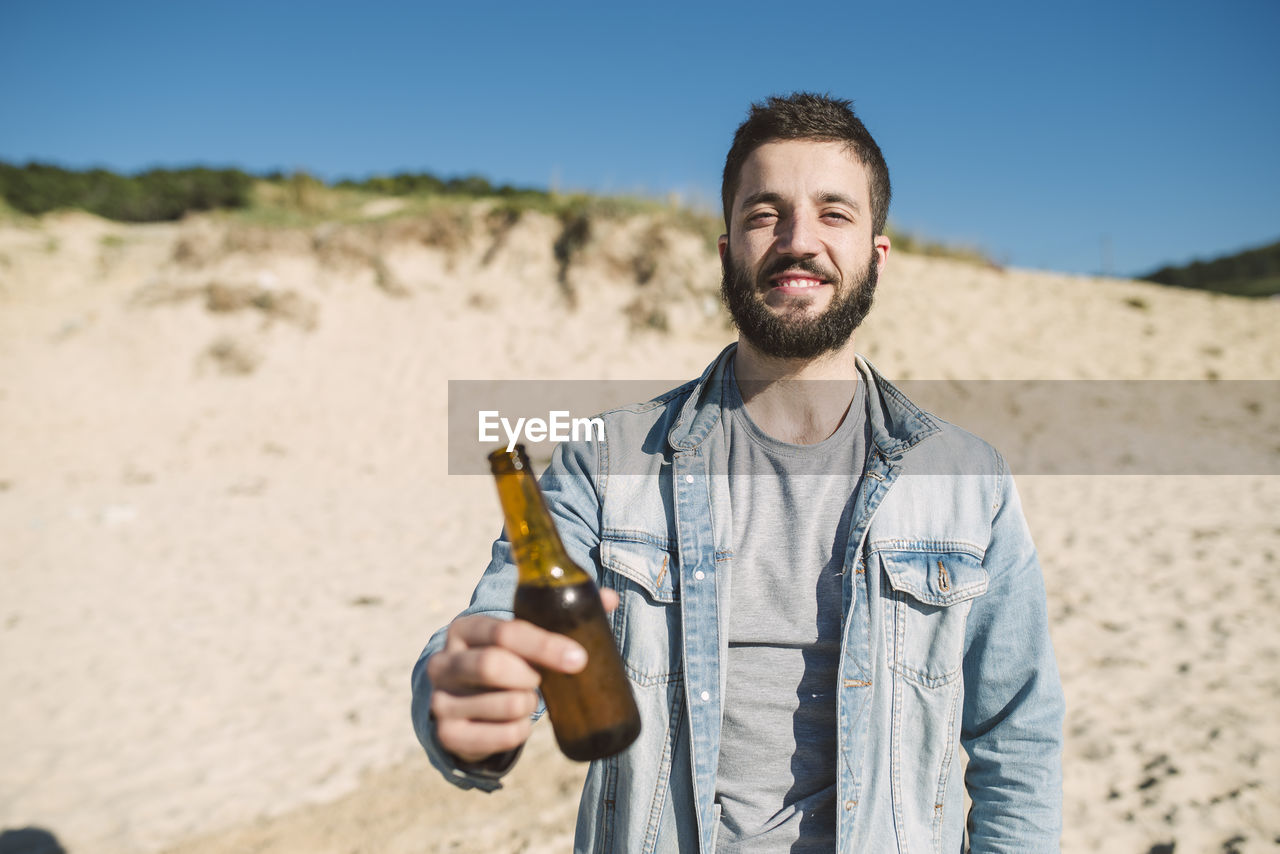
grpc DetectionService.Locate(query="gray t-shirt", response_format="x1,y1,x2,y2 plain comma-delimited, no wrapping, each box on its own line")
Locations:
714,361,869,853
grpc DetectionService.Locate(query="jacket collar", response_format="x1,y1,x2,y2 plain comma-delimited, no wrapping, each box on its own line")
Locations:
855,355,942,460
666,342,941,458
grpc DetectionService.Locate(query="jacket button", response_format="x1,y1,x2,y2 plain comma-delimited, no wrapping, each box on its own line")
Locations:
844,800,855,811
694,570,705,580
700,691,710,701
684,474,694,483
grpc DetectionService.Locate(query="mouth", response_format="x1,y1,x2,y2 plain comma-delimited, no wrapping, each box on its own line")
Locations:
769,272,831,292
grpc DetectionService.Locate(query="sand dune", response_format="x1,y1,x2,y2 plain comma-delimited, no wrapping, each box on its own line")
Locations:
0,207,1276,853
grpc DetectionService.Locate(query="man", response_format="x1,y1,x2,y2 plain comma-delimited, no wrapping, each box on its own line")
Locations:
412,93,1064,852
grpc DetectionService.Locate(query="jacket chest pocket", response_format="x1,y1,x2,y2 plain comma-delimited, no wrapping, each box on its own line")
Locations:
599,537,683,687
878,549,988,688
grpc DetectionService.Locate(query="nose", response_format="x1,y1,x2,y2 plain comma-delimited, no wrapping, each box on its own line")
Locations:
775,212,821,257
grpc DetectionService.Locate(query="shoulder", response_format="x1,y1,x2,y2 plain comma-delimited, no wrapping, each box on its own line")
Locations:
543,374,702,486
861,363,1007,482
598,375,701,424
589,376,704,467
906,416,1008,480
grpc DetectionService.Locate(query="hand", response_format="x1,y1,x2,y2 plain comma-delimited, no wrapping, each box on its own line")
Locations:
427,588,619,764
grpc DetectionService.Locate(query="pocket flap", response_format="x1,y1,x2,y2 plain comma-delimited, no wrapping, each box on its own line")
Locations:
600,537,677,603
880,549,988,606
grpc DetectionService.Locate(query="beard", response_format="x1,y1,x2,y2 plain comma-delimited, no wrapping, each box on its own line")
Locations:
720,247,879,360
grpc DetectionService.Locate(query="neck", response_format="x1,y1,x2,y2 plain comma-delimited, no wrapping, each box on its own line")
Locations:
732,336,860,444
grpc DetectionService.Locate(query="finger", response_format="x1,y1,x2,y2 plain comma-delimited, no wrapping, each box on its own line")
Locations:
434,645,543,691
443,614,482,653
436,716,533,764
431,688,538,723
452,616,587,674
600,587,619,613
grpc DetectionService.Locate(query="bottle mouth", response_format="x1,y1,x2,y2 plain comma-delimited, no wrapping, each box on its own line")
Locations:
488,443,531,474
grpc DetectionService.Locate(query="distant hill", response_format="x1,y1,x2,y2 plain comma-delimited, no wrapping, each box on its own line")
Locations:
1141,239,1280,298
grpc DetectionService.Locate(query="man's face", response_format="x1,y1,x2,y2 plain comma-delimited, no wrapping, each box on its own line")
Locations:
719,139,890,360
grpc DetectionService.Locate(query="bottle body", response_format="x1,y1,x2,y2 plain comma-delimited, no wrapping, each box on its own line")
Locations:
513,578,641,761
489,445,641,762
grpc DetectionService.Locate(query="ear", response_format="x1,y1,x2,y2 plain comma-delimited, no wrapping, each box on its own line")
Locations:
717,233,729,265
873,233,891,273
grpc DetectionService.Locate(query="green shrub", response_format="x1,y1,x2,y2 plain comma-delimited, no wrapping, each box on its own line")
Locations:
1142,240,1280,297
0,162,254,221
335,170,542,201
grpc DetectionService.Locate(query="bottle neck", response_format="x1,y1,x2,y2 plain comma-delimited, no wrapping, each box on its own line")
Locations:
490,447,587,585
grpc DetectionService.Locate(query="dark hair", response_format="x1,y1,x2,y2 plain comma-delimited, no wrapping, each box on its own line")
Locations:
721,92,891,236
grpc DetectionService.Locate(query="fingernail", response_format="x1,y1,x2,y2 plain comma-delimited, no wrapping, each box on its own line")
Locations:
563,645,587,671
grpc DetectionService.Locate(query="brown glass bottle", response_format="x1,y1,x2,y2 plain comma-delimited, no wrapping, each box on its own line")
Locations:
489,445,641,762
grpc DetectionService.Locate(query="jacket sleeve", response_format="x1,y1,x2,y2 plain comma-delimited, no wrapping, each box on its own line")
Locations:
409,438,604,791
961,457,1065,851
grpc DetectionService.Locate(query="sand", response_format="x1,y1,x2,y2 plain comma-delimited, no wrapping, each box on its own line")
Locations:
0,206,1276,853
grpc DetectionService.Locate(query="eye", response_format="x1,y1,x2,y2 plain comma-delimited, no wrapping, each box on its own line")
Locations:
746,210,777,225
822,210,852,223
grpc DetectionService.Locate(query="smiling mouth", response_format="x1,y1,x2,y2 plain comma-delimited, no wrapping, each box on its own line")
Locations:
770,275,829,290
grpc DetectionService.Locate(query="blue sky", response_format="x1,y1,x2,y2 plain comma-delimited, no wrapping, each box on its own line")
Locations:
2,0,1277,276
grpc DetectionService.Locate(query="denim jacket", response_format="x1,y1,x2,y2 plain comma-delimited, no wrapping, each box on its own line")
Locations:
412,344,1064,853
